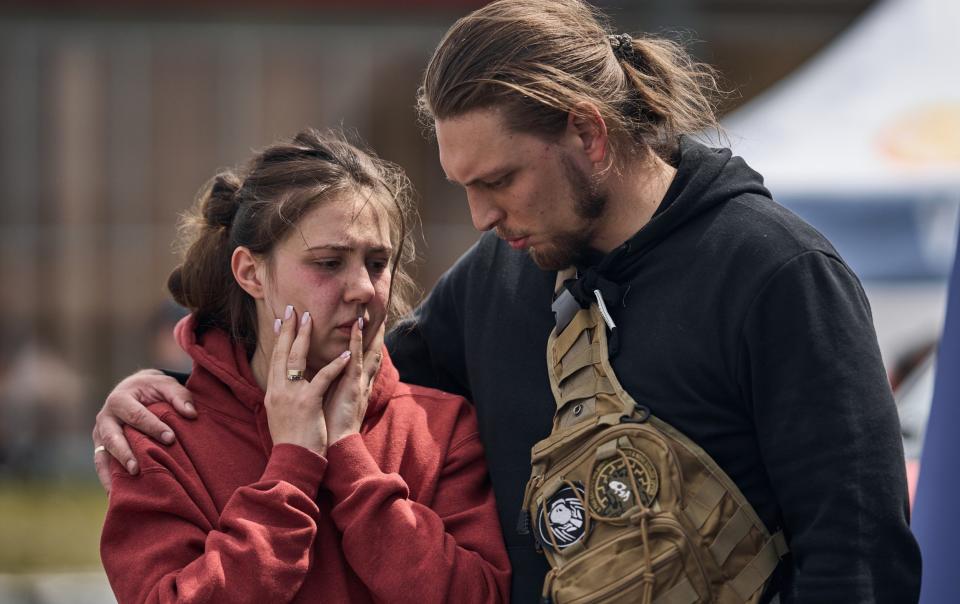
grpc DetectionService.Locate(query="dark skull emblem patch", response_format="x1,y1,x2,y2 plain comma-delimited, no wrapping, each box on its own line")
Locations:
589,447,659,517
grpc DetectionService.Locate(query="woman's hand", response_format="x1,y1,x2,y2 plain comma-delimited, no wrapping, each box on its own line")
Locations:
266,307,352,455
324,318,385,446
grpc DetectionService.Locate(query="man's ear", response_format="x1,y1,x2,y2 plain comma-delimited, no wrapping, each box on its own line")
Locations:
232,246,266,300
566,103,609,166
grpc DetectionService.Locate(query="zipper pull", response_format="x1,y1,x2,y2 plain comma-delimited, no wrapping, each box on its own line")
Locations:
518,471,544,536
517,476,539,535
516,508,531,535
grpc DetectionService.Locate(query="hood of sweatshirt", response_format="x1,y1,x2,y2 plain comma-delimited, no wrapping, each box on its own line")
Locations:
636,137,770,253
563,136,772,307
174,315,397,430
596,136,771,269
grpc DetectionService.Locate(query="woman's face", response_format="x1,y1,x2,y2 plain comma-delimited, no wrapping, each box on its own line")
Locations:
258,191,393,368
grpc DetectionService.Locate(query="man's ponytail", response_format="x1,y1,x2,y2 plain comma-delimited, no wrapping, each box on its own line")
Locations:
617,35,722,158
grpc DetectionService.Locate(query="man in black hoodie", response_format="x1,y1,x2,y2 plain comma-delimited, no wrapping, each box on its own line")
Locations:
93,1,920,601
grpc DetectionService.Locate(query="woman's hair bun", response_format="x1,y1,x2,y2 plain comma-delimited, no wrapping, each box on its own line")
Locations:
166,265,188,308
202,171,243,228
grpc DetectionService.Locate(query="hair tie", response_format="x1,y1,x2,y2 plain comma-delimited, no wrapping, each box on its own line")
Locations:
609,34,635,61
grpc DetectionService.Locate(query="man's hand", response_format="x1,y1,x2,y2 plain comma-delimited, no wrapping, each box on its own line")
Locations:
92,369,196,492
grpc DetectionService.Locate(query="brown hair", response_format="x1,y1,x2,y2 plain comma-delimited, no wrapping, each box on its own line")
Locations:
418,0,723,162
168,128,419,356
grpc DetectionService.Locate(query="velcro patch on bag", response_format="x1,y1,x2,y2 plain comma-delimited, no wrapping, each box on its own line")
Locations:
536,482,592,552
589,447,659,517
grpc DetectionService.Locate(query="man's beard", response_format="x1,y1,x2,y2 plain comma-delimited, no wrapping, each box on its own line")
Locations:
527,155,607,271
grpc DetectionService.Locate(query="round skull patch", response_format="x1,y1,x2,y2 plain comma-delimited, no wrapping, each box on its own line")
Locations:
589,447,659,517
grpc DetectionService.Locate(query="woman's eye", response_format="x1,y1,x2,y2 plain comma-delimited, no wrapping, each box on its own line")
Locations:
368,259,389,274
314,259,341,270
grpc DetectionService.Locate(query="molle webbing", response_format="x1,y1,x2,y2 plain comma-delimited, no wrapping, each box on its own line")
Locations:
524,269,787,604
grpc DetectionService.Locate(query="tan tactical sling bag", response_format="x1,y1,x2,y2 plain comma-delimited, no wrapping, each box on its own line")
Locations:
520,270,789,604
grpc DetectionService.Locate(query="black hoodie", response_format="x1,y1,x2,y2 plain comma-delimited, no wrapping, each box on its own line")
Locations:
388,138,921,603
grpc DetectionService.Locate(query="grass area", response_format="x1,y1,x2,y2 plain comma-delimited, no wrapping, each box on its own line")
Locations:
0,481,108,573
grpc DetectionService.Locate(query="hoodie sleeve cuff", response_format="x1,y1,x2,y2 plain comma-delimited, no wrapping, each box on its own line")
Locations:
262,443,328,500
322,434,383,499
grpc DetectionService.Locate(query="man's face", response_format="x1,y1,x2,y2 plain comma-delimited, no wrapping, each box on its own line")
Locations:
436,108,607,270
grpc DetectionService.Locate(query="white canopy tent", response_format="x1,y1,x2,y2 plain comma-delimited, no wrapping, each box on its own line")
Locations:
720,0,960,366
724,0,960,195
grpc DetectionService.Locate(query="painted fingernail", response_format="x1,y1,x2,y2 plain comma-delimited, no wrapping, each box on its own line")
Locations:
285,305,293,320
161,430,175,444
358,316,364,330
274,318,281,334
340,350,352,360
301,311,310,325
126,459,138,474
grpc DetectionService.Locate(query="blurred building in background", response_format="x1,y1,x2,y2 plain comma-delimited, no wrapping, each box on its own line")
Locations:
18,0,959,599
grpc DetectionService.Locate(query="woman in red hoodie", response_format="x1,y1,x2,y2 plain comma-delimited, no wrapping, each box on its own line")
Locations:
99,129,511,603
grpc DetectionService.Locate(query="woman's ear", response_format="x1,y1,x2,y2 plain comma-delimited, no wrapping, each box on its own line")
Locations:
232,246,266,300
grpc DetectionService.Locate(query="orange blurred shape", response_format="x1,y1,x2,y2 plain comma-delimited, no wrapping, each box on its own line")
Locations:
878,102,960,166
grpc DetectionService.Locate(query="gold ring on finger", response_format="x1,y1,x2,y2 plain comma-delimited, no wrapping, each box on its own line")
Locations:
287,369,305,381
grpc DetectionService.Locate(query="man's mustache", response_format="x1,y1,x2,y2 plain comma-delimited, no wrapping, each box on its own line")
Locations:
495,227,528,240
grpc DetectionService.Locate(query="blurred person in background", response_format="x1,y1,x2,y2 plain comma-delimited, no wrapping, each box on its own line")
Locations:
98,129,509,603
0,333,90,479
93,0,920,601
147,300,192,374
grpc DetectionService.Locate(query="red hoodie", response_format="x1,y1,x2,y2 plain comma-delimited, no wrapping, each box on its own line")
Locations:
100,317,511,604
